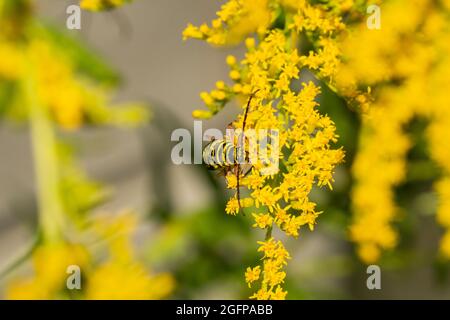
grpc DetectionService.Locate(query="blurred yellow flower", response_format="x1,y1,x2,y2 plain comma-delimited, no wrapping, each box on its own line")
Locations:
86,262,174,300
80,0,132,11
6,243,90,299
182,0,272,45
1,0,160,301
6,213,174,300
88,212,175,299
248,238,290,300
348,0,450,262
0,42,23,80
6,278,51,300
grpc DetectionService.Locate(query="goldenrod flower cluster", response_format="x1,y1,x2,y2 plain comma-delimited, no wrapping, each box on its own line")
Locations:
6,242,90,299
184,0,365,299
1,0,146,131
245,238,290,300
6,213,174,300
346,0,450,263
1,0,172,299
86,213,175,300
0,38,147,130
80,0,132,11
183,0,272,46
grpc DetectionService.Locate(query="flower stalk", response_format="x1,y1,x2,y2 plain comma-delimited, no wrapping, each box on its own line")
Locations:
24,62,64,243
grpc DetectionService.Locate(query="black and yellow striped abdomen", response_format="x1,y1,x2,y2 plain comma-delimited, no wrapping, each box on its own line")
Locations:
203,139,239,169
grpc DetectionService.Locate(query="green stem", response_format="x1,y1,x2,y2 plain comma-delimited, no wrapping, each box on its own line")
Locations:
265,224,273,240
24,64,64,243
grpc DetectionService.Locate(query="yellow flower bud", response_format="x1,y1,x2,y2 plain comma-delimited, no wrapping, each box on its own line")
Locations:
192,109,213,119
245,38,255,49
233,83,243,93
211,90,226,100
199,23,209,34
229,70,241,80
200,91,214,106
212,19,222,29
216,81,226,90
226,55,237,66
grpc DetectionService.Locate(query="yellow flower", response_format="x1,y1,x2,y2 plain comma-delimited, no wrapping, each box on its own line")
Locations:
27,40,148,130
270,286,287,300
251,186,281,213
440,231,450,259
0,42,24,80
347,0,450,262
183,0,272,46
225,196,240,215
35,243,89,290
88,212,175,299
248,238,290,300
184,0,356,298
252,213,273,229
274,204,290,225
250,288,271,300
229,70,241,80
86,261,174,300
6,278,51,300
357,243,381,265
226,173,238,189
242,169,266,190
226,55,237,66
192,109,213,119
6,212,175,300
182,23,204,40
245,266,261,287
282,216,302,237
6,242,90,299
80,0,132,11
257,238,278,259
211,90,226,101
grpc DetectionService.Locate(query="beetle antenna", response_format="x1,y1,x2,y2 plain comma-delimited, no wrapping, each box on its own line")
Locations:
237,89,260,214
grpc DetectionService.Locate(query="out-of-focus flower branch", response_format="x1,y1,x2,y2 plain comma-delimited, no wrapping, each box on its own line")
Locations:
0,0,173,299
